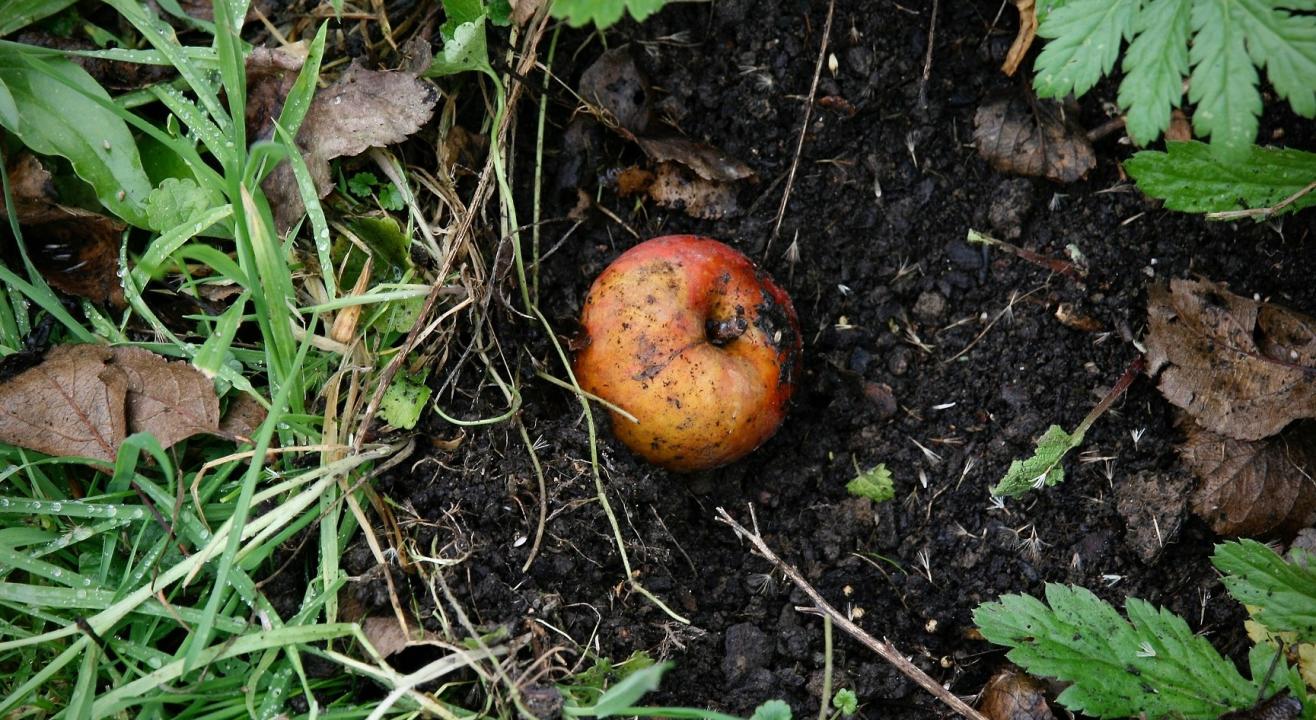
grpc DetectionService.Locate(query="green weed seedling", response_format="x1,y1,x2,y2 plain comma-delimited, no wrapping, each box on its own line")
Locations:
975,539,1316,719
561,656,795,720
992,356,1144,498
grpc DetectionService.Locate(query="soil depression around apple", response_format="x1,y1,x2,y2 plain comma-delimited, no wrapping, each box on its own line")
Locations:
575,235,803,471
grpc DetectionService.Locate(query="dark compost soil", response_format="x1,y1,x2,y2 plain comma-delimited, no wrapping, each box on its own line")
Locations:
349,1,1316,717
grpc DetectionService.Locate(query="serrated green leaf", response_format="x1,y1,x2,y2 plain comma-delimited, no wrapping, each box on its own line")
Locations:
832,688,858,716
992,424,1080,497
0,45,153,227
1033,0,1138,99
377,183,405,211
975,584,1259,719
1232,0,1316,118
1125,141,1316,216
549,0,668,29
347,172,378,197
1214,540,1316,643
145,177,224,232
1189,0,1262,160
379,372,431,430
846,464,894,503
749,699,792,720
1118,0,1190,145
425,16,493,78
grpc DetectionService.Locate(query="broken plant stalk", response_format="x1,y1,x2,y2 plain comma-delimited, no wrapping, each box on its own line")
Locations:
715,507,991,720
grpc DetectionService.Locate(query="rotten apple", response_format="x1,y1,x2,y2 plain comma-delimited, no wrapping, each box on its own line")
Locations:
575,235,802,471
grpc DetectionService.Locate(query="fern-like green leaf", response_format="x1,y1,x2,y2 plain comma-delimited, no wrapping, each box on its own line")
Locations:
1213,540,1316,643
1189,0,1263,160
1232,0,1316,118
975,584,1260,719
1118,0,1190,144
1034,0,1139,99
1124,140,1316,215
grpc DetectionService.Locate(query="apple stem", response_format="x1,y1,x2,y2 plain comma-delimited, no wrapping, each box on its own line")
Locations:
706,315,748,346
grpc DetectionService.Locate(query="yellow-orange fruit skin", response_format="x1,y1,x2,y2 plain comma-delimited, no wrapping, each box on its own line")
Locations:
574,235,802,472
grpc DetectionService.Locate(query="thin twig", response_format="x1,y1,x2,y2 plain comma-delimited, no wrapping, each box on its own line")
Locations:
918,0,939,111
715,507,990,720
1206,179,1316,221
770,0,835,249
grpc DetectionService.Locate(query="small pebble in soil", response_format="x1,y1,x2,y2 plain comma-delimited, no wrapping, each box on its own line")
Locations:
863,382,898,419
913,290,947,323
986,178,1035,239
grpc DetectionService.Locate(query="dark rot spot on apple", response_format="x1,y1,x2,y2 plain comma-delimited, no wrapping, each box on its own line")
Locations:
754,288,801,387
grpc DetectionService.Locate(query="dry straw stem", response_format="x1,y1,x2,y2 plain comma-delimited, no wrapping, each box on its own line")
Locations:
770,0,835,246
715,507,991,720
352,9,552,453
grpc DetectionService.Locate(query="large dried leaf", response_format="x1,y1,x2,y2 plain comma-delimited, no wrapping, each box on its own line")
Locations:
1180,421,1316,537
974,91,1096,183
110,346,220,449
0,345,219,462
1146,279,1316,440
265,64,438,229
2,154,125,306
0,345,126,462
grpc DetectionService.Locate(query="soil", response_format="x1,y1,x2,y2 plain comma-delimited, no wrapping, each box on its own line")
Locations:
349,1,1316,717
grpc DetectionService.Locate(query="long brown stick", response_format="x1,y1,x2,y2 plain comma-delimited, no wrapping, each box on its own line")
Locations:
715,507,990,720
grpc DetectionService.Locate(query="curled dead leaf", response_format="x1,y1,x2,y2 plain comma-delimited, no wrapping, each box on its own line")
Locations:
647,162,741,220
1180,420,1316,537
245,44,307,143
974,91,1096,183
1146,279,1316,441
979,667,1056,720
1001,0,1038,77
636,136,756,183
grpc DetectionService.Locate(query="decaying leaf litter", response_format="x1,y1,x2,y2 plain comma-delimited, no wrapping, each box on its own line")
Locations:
1,0,1315,718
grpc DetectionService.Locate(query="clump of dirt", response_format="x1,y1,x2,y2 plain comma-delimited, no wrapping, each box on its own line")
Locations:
359,1,1316,717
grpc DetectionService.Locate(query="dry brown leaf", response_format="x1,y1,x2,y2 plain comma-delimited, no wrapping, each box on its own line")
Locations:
974,91,1096,183
264,64,439,229
0,345,126,462
979,667,1056,720
218,393,268,443
1165,109,1193,142
1146,279,1316,441
361,615,446,660
110,346,220,449
0,345,220,463
1180,421,1316,537
245,44,307,143
614,166,655,196
3,155,125,307
508,0,546,25
647,162,741,220
1001,0,1038,77
636,136,756,183
579,48,652,136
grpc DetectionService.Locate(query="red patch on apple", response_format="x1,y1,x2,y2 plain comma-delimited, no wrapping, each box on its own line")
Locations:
574,235,802,471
